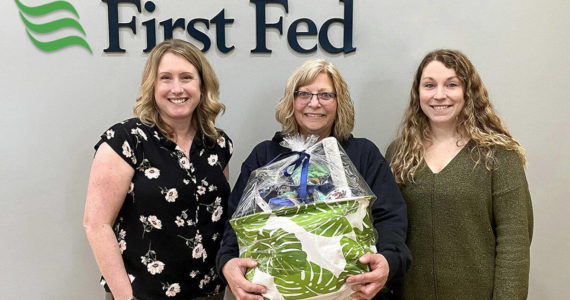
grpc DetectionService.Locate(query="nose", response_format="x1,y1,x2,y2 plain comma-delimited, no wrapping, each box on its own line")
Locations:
307,94,321,107
171,79,183,94
434,86,446,100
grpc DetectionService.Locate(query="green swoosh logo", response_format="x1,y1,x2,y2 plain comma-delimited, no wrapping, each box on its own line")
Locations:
15,0,92,54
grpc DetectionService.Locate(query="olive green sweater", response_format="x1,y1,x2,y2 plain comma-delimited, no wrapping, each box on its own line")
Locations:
386,141,533,300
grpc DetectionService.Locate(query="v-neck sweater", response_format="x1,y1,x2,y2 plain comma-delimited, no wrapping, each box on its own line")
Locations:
386,141,533,299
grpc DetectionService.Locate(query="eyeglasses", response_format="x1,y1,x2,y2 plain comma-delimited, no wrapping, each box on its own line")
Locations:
294,91,337,105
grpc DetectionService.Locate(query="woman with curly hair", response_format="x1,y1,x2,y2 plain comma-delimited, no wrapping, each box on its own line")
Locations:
386,49,533,299
84,39,233,299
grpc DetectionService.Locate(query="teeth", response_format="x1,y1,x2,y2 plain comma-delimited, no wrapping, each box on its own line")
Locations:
170,98,188,104
433,105,450,110
305,113,323,117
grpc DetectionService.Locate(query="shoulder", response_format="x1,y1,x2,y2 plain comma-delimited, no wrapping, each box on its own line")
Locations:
343,136,383,159
243,134,287,169
488,144,528,193
491,144,526,175
213,129,233,152
385,140,399,162
104,118,153,137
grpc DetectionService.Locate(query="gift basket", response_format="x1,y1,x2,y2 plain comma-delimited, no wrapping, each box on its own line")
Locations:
230,135,378,300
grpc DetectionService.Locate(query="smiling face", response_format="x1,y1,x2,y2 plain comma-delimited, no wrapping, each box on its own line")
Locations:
154,52,202,127
419,60,465,129
293,72,337,139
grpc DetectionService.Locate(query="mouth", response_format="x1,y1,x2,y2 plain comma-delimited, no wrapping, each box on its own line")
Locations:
169,97,189,104
431,105,452,110
303,113,326,118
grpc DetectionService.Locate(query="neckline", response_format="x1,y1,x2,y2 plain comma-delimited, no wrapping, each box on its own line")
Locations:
424,140,472,175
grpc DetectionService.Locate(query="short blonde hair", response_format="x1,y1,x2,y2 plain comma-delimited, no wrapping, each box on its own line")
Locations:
275,59,354,141
133,39,224,141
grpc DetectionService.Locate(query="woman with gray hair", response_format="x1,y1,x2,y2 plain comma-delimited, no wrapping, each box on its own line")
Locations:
217,58,410,300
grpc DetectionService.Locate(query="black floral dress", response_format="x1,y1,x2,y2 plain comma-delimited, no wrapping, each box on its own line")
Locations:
95,118,233,299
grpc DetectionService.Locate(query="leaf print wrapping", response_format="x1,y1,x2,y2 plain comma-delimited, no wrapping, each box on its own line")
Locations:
230,135,378,299
231,197,377,300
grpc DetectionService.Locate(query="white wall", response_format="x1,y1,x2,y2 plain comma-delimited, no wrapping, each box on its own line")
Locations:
1,0,568,299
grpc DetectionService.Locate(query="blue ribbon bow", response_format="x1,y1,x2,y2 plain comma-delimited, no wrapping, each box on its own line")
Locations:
266,151,311,203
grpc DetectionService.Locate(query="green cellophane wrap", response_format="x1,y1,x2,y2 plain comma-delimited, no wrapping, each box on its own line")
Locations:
230,196,376,300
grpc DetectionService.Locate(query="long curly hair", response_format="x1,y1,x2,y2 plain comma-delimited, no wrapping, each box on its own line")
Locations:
133,39,225,142
275,58,355,141
390,49,526,184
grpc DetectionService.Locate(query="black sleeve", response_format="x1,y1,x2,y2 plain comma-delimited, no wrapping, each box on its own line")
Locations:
216,142,268,282
356,140,411,282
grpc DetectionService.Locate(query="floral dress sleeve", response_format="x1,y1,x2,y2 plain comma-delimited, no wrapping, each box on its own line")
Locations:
95,119,144,169
214,130,233,170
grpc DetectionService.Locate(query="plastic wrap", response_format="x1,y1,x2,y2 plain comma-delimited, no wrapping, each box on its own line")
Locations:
230,135,378,300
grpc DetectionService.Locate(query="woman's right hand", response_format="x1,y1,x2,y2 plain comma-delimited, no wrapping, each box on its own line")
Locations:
222,258,266,300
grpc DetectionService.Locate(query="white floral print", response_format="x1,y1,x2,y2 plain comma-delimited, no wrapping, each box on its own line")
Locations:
179,156,190,170
140,215,162,237
141,243,166,275
192,243,204,259
217,136,226,148
145,167,160,179
207,154,218,166
131,127,148,141
105,129,115,139
147,260,165,275
98,120,233,296
162,188,178,202
229,140,233,155
148,215,162,229
197,186,206,195
199,274,211,289
175,216,185,227
211,206,223,222
118,239,127,254
122,141,133,158
165,283,181,297
195,232,202,243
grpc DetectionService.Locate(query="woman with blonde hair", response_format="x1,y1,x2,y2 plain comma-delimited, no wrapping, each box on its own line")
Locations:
84,39,233,299
217,58,411,300
386,49,533,299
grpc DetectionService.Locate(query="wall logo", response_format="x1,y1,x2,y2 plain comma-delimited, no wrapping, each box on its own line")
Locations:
15,0,92,53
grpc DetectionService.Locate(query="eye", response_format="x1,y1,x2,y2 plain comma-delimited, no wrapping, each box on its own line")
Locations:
160,75,171,80
448,82,460,88
319,92,336,100
296,91,311,98
423,83,435,88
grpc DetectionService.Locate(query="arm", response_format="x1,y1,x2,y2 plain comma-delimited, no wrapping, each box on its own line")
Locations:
492,149,533,299
223,164,230,181
83,142,135,300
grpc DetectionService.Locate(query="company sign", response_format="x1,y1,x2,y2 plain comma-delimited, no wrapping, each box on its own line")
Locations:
17,0,356,54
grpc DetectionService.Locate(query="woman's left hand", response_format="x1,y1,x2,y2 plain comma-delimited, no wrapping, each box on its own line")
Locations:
345,253,390,300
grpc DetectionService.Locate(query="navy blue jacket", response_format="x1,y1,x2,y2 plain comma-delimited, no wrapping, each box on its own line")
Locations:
216,132,410,284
